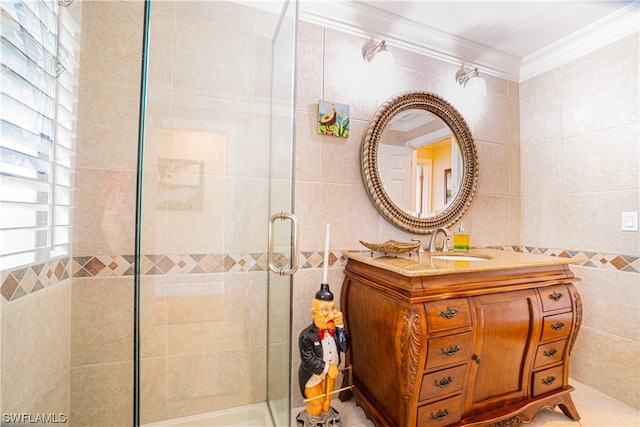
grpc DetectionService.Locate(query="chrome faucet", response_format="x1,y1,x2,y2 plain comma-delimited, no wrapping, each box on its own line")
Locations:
427,227,451,253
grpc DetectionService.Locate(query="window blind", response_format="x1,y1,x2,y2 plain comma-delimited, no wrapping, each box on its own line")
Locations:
1,0,74,271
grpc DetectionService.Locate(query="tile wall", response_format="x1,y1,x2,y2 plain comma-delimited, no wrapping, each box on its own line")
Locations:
519,33,639,409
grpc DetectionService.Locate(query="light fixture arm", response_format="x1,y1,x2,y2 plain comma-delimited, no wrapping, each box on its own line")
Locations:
455,67,480,87
363,40,389,63
455,65,487,99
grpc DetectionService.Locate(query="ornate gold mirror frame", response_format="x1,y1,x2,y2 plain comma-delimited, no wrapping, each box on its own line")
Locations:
361,91,479,234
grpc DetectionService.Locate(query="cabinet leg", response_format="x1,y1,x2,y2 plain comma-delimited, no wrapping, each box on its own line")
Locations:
558,395,581,421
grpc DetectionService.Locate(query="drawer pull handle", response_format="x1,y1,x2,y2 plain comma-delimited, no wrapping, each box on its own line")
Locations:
541,376,556,385
548,291,564,301
440,345,461,356
543,348,558,357
434,376,453,388
430,409,451,421
439,307,460,319
550,321,565,331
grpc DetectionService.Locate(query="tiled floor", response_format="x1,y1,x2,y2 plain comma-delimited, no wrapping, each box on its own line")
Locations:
297,379,639,427
145,379,638,426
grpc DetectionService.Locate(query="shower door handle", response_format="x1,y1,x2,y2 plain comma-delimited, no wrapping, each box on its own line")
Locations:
268,212,299,276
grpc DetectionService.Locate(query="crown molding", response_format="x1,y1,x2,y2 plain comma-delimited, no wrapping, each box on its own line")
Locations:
520,3,639,82
299,1,639,83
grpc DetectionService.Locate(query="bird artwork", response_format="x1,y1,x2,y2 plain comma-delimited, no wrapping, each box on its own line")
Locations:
318,100,350,138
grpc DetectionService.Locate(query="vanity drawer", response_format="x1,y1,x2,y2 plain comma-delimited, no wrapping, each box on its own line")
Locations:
532,365,564,397
426,332,474,369
425,298,472,332
417,395,462,427
538,285,572,312
419,364,467,402
534,340,566,368
540,312,573,342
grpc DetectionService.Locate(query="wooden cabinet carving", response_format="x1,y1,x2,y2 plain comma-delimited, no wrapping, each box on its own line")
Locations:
339,252,582,427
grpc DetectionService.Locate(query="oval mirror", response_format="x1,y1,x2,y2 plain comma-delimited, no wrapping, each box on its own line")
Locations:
361,91,478,234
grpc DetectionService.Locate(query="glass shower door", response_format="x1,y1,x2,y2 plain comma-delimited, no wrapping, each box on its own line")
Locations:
138,1,297,426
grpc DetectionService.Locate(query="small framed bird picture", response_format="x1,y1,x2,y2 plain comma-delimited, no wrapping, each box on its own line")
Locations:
318,100,349,138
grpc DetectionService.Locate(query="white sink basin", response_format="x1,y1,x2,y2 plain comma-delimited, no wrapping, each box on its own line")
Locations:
431,255,490,261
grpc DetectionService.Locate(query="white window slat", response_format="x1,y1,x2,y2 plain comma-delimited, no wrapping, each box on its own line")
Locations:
1,93,55,138
0,176,49,202
0,203,49,228
1,119,52,156
0,228,50,255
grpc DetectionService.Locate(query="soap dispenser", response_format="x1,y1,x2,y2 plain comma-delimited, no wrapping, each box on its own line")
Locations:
453,222,470,251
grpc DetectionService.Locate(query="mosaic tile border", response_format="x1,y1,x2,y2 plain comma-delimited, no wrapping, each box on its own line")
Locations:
493,246,640,273
2,247,637,303
1,257,70,303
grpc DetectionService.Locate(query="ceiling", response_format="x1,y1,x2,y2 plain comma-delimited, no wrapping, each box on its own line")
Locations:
298,1,639,81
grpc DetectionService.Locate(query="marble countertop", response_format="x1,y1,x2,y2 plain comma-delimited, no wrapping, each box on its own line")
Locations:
345,248,578,277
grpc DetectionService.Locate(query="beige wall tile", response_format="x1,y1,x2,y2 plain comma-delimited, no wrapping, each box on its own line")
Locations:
562,191,639,254
71,277,133,367
165,347,260,419
322,119,364,186
75,83,141,170
509,146,521,197
561,38,639,138
521,195,565,248
223,177,270,254
1,283,70,417
147,9,176,94
295,111,324,182
321,182,381,250
140,357,168,424
296,21,324,113
521,139,563,196
78,1,143,86
475,141,510,196
140,277,168,359
70,361,133,426
295,181,324,251
465,194,513,246
573,266,639,341
562,123,639,194
473,89,510,145
520,86,562,146
570,326,640,409
172,15,257,102
73,168,137,256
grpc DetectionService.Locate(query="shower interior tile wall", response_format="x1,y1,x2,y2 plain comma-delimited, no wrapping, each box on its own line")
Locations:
1,2,638,425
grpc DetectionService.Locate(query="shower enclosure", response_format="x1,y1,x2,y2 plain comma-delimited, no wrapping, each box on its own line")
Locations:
1,0,298,425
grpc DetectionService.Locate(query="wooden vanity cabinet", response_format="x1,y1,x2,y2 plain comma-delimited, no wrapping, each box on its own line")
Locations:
339,257,582,427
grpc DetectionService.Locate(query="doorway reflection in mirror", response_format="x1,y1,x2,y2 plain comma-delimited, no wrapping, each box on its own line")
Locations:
377,109,462,218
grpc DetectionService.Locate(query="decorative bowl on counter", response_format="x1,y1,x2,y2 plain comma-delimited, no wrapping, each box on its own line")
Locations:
359,239,421,255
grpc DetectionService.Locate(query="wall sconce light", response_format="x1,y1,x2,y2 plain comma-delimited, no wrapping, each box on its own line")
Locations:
362,40,395,74
456,66,487,99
